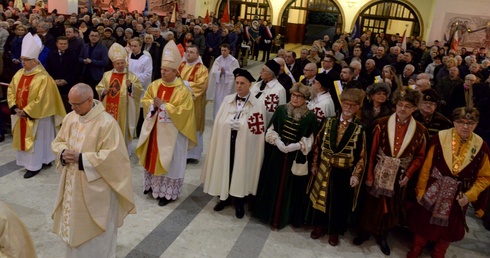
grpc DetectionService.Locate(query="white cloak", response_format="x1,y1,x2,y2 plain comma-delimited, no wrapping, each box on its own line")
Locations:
307,92,336,124
250,78,287,125
202,94,266,200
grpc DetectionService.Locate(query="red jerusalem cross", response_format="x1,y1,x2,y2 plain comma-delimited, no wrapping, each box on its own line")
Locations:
314,107,325,123
248,112,265,134
264,94,279,112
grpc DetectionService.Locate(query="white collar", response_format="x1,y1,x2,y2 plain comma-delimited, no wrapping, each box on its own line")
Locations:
340,115,353,123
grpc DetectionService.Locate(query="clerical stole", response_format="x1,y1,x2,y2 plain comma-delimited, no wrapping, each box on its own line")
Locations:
105,73,125,120
178,62,202,82
144,83,175,174
15,74,35,151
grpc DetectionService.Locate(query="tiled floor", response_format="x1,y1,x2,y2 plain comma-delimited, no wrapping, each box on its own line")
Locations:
1,46,489,257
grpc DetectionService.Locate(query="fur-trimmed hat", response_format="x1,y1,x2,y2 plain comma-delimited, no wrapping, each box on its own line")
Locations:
421,88,439,103
453,107,480,123
290,82,315,100
392,86,422,107
366,82,391,97
341,88,366,106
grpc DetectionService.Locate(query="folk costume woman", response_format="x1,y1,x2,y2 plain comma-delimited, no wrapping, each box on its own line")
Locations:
253,82,318,229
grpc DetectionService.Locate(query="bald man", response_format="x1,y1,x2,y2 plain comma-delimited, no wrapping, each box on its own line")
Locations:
300,63,318,86
52,83,135,257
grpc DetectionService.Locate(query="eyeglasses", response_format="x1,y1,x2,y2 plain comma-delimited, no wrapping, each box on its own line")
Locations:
291,94,305,99
303,69,314,72
455,120,477,127
20,58,34,62
69,97,91,107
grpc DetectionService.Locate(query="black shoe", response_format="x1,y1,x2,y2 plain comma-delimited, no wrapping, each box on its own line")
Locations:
353,233,370,245
235,205,245,218
158,198,172,206
378,238,391,255
24,169,41,179
213,200,230,211
186,158,199,164
0,135,4,142
42,162,52,169
143,188,153,195
310,226,327,239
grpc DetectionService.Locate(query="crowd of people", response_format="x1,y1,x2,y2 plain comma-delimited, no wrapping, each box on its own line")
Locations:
1,2,490,258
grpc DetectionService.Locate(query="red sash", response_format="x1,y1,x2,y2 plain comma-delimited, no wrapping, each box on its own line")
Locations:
244,26,250,41
144,82,175,174
178,62,202,82
15,74,35,151
266,26,273,39
105,73,125,120
144,123,160,174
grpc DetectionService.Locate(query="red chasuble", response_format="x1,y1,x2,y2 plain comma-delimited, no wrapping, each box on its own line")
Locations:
15,74,35,151
104,73,125,120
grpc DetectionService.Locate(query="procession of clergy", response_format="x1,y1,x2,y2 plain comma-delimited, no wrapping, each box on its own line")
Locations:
5,30,490,258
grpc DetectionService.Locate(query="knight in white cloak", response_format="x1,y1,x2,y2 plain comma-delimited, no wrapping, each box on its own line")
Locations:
250,59,287,125
202,68,266,219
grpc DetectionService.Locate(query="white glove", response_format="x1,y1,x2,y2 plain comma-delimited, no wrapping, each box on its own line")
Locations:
286,142,301,152
229,118,240,130
350,176,359,187
275,139,288,153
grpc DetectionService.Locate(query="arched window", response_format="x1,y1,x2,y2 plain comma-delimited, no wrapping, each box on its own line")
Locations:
217,0,272,23
359,1,421,38
279,0,342,44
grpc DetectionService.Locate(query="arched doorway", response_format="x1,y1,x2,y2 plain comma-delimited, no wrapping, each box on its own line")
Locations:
216,0,272,24
358,1,421,39
279,0,342,45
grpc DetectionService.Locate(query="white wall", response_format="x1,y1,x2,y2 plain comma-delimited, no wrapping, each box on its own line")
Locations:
48,0,78,15
427,0,490,43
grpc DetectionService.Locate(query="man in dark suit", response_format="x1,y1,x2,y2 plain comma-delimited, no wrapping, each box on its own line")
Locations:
285,51,302,82
79,29,108,99
319,55,340,81
259,21,274,62
65,26,84,55
361,59,382,86
46,36,80,113
36,21,56,51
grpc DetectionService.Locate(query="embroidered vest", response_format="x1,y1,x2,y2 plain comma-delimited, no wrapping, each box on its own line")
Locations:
280,117,300,144
320,117,363,169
